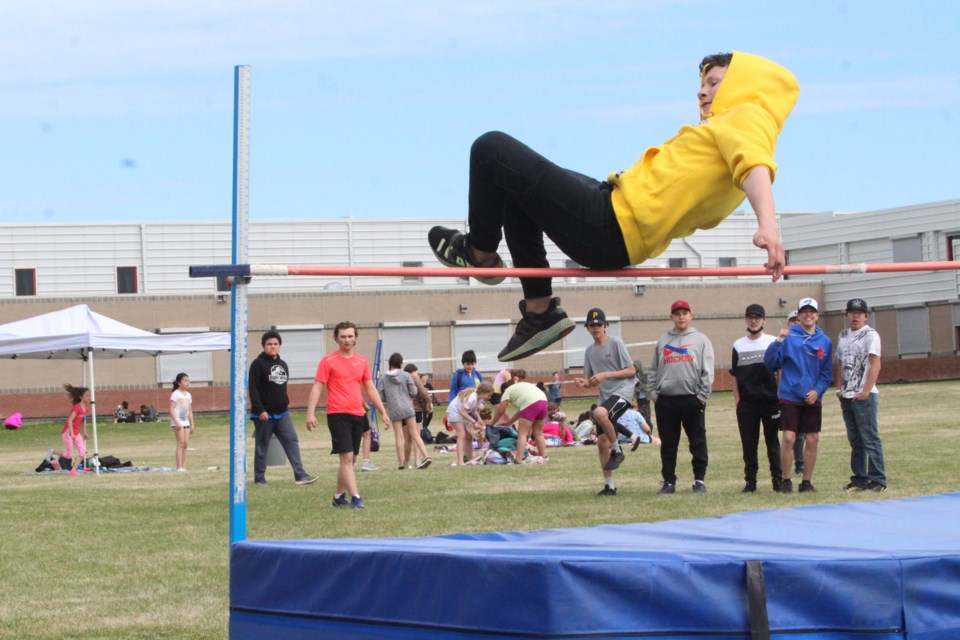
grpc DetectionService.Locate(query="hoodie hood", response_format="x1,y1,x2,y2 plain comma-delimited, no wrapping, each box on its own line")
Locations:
384,368,403,385
700,51,799,129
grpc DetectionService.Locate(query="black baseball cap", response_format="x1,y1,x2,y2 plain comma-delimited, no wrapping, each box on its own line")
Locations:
846,298,869,313
745,303,766,317
585,308,607,326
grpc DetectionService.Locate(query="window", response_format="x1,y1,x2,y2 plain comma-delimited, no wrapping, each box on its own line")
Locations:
380,324,431,374
402,261,423,284
718,257,737,267
274,327,325,379
453,322,510,371
892,235,922,263
15,268,36,296
668,257,688,268
117,266,138,294
947,234,960,262
897,307,930,355
564,317,621,369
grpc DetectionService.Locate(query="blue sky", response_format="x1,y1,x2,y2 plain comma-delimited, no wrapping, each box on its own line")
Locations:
1,1,958,224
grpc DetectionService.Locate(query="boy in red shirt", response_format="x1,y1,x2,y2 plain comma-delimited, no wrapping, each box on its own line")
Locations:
307,321,390,509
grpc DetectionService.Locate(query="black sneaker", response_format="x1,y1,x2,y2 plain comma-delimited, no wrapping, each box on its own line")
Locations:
295,474,318,485
772,476,783,492
742,481,757,493
603,449,626,472
843,481,866,492
692,480,707,494
498,298,576,361
657,482,676,495
597,485,617,497
865,481,887,493
799,480,816,493
428,226,504,285
331,493,348,507
780,479,793,494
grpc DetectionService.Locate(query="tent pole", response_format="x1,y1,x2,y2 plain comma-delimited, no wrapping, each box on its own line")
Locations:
88,348,101,476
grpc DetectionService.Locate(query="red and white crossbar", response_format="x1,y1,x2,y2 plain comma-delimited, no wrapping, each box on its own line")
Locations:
190,261,960,280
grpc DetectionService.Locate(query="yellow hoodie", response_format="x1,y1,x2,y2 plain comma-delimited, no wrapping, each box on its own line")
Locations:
608,52,799,265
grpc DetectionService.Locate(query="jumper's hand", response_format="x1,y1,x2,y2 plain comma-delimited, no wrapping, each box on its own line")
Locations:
753,228,785,282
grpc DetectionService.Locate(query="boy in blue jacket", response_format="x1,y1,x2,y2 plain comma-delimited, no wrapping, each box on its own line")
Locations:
764,298,832,493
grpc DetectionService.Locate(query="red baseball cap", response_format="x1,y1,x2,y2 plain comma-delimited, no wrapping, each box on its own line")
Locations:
671,300,691,313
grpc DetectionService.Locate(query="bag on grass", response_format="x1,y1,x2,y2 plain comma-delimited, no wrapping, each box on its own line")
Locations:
420,425,434,444
370,428,380,452
4,412,23,429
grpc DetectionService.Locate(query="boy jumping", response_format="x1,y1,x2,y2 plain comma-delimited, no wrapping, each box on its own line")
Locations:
429,52,798,361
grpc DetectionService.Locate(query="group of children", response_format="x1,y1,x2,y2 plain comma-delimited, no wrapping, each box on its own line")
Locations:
57,373,194,473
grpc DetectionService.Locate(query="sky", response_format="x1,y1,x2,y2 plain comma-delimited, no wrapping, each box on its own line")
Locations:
1,1,958,225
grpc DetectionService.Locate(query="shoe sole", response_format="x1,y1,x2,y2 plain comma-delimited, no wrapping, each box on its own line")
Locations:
429,228,505,285
295,476,319,485
603,452,625,472
416,459,432,469
498,316,576,362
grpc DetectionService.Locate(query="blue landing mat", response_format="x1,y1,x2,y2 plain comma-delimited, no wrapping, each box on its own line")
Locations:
231,492,960,639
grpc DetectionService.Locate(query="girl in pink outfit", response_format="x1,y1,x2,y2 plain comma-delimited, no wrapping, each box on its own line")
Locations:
61,384,90,472
169,373,195,471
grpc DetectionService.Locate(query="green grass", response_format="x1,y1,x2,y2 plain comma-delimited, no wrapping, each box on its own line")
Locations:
1,381,959,639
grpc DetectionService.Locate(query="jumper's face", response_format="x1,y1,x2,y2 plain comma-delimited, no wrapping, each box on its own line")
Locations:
263,338,280,357
846,310,868,331
671,309,692,332
82,390,91,403
699,65,727,117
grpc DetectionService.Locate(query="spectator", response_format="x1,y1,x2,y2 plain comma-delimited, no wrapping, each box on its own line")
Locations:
248,330,318,486
449,350,483,399
547,372,563,406
378,353,432,470
306,321,391,509
649,300,714,495
169,373,195,472
764,298,833,494
731,304,782,493
836,298,886,492
113,400,137,423
574,308,636,496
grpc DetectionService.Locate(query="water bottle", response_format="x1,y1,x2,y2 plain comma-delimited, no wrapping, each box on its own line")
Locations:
207,466,220,471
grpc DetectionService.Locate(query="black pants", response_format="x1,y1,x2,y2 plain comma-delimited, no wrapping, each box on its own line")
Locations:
466,131,631,299
736,401,782,483
655,394,708,484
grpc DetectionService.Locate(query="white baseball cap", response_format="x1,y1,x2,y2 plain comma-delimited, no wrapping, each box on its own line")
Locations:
797,297,819,313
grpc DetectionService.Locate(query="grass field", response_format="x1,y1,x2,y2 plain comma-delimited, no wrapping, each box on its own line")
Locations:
1,380,959,639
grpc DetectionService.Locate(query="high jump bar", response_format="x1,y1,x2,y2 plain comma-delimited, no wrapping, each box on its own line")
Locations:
190,261,960,279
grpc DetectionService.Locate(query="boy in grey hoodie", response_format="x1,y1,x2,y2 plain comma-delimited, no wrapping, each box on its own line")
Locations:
648,300,715,494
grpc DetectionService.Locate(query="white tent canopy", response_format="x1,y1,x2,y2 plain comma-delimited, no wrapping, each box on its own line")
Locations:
0,304,230,469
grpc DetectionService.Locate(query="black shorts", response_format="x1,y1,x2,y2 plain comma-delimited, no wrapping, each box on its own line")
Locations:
328,413,365,455
779,402,822,434
597,395,630,426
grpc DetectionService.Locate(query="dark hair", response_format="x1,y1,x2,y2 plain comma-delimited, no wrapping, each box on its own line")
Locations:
403,363,418,373
261,330,282,346
700,52,733,75
500,380,514,395
121,401,129,409
512,369,527,380
388,352,403,369
172,372,189,390
333,321,357,339
63,383,89,404
461,350,476,365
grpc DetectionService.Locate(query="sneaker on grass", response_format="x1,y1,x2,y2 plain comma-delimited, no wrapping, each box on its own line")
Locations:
798,480,817,493
350,496,366,509
331,493,348,508
843,481,866,492
657,482,676,495
865,481,887,492
428,226,504,285
498,297,576,362
692,480,707,494
295,474,318,485
360,460,379,472
780,478,793,493
597,485,617,497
